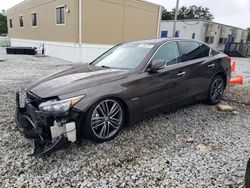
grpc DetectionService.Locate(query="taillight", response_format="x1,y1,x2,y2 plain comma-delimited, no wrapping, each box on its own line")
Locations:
226,56,232,63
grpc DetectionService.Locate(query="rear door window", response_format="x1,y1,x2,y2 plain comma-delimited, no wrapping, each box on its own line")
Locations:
152,42,180,65
179,41,202,62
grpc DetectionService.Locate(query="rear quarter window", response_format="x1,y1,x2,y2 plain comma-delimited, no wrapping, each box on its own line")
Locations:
200,43,219,57
211,49,220,56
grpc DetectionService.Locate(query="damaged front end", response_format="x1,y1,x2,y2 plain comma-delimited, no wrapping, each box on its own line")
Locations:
15,92,82,156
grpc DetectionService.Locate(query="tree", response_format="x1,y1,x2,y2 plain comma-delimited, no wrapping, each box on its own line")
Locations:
247,28,250,42
161,7,174,20
0,10,7,34
162,5,214,21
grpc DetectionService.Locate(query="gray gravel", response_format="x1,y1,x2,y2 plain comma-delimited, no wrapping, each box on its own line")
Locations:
0,49,250,187
233,57,250,84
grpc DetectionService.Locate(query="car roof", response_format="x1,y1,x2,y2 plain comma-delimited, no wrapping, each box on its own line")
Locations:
128,38,204,45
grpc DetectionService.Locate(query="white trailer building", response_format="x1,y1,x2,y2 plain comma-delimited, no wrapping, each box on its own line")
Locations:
160,20,248,51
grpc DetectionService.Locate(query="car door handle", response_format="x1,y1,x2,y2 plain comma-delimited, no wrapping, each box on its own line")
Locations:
208,63,215,68
177,71,186,77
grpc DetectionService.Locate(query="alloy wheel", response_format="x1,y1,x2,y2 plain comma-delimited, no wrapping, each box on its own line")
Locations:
91,100,123,139
210,77,224,103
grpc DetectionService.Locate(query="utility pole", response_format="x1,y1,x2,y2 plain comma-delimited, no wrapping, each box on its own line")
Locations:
172,0,180,37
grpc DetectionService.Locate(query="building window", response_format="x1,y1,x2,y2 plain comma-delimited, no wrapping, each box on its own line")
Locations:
9,19,13,28
31,13,37,27
219,38,227,44
205,36,214,44
205,36,209,43
210,37,214,44
19,16,24,27
56,6,65,25
219,38,223,44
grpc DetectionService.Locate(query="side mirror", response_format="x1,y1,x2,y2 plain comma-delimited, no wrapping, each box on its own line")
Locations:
148,59,166,72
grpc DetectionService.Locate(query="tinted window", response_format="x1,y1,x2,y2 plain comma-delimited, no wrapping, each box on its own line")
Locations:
92,43,154,70
200,44,210,57
152,42,180,65
179,41,201,61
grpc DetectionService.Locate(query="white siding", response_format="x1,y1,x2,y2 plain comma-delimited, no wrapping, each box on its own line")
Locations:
11,38,113,63
160,21,204,40
160,20,248,51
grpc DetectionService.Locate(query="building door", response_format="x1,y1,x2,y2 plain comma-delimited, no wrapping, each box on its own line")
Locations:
225,34,233,51
227,34,232,43
175,31,180,37
192,33,196,39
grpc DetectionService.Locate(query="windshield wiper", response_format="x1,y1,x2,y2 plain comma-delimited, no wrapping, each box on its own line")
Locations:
101,65,111,69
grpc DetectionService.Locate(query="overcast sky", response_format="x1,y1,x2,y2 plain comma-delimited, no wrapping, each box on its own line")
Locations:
1,0,249,29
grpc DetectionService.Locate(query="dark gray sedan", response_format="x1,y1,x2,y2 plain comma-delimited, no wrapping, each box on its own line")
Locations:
16,38,231,156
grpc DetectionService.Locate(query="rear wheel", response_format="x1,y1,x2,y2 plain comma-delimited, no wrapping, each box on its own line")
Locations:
83,99,124,143
206,75,225,105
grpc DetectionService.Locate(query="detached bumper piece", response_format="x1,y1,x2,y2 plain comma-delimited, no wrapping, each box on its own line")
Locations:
15,92,75,156
31,136,68,157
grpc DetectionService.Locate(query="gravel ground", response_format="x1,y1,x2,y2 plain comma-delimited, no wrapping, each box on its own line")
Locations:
0,49,250,187
234,57,250,84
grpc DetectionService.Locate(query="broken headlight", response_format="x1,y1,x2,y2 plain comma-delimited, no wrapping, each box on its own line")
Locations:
39,95,85,113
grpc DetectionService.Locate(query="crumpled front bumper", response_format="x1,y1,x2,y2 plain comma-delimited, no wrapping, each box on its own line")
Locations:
15,92,76,157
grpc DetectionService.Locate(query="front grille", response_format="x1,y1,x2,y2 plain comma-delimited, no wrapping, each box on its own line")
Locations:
25,91,65,128
25,100,54,128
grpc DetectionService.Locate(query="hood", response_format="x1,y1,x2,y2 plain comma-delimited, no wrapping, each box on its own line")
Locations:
28,64,129,98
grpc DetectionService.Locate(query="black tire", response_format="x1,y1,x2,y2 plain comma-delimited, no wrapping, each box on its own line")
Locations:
82,98,125,143
206,75,225,105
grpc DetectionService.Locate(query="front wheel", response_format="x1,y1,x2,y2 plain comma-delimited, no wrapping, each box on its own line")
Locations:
82,99,124,143
206,75,225,105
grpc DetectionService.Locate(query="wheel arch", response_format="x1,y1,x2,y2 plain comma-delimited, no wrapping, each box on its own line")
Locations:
78,95,130,126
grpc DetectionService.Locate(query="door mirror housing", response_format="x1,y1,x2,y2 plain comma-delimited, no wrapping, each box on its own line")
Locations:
148,59,166,72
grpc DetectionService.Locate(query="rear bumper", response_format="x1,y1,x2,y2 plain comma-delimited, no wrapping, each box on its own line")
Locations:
15,92,79,156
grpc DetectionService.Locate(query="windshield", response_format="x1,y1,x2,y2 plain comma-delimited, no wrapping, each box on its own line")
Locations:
92,43,154,70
